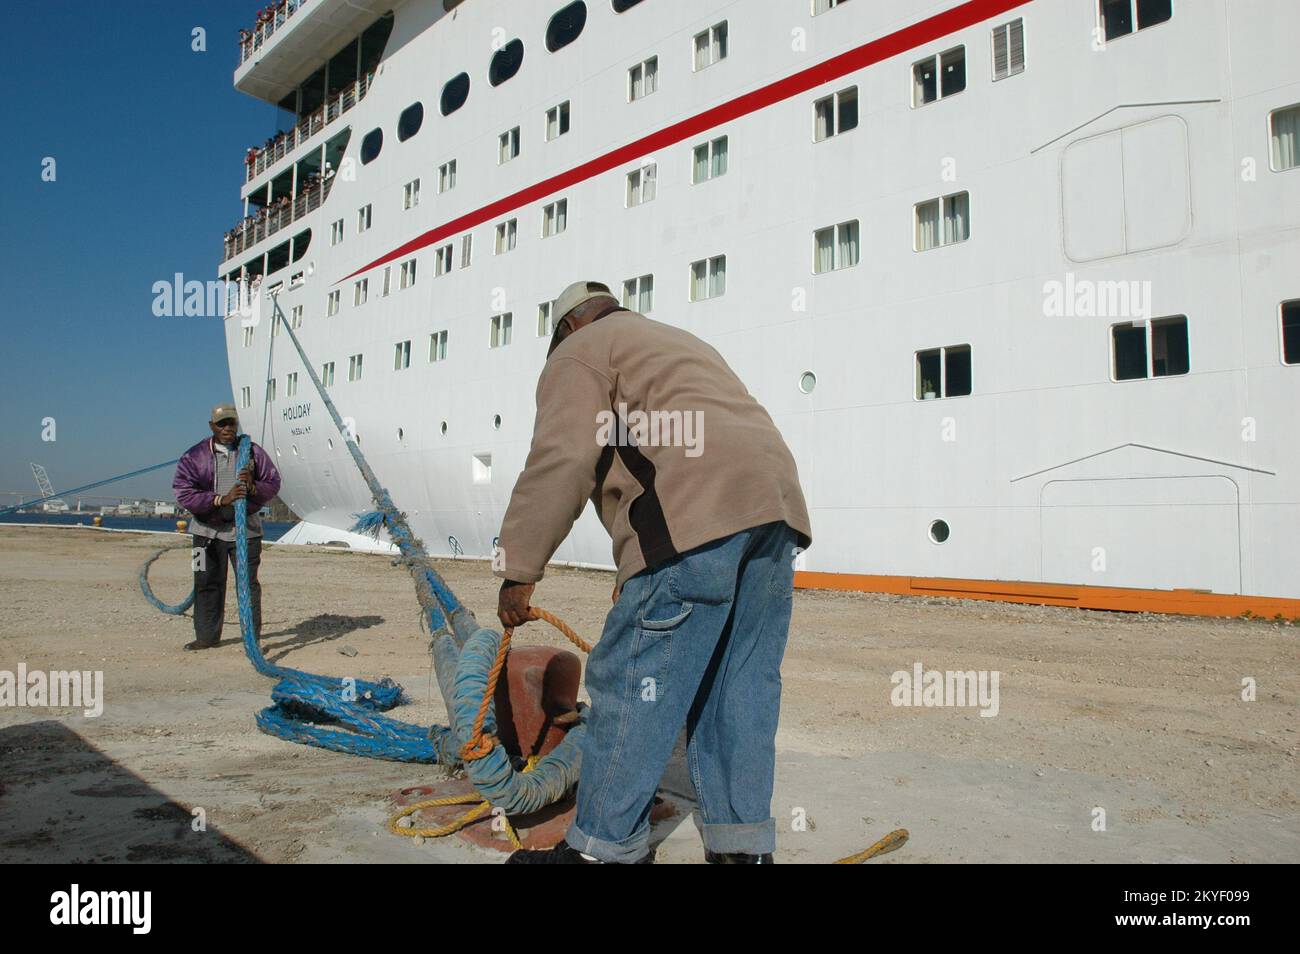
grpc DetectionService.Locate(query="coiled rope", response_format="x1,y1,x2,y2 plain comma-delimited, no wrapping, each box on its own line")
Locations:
139,545,196,614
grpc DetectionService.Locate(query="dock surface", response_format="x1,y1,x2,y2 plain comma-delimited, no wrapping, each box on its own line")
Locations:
1,525,1296,863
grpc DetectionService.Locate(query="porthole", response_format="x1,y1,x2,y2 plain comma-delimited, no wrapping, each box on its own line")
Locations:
799,371,817,394
440,421,448,435
397,102,424,141
292,444,299,456
440,72,470,115
397,427,405,443
488,39,524,87
493,414,502,430
929,520,950,544
546,3,587,52
327,438,334,450
611,0,645,11
360,128,383,164
274,447,281,458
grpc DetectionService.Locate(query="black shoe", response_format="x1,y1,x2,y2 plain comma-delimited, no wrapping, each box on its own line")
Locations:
184,640,217,652
505,843,655,864
705,851,774,864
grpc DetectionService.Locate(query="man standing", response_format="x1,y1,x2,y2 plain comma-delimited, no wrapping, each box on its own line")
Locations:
497,281,812,864
172,405,282,651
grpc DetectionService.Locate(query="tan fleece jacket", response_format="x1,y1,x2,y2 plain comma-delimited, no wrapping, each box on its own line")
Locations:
495,310,812,588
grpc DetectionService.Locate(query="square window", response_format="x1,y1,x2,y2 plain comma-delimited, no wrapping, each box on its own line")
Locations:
1281,300,1300,364
542,199,568,237
1101,0,1172,41
1270,104,1299,173
1113,316,1188,380
490,313,513,348
915,192,970,250
992,18,1025,81
622,274,654,313
429,330,448,362
692,136,728,184
629,56,658,101
439,160,458,192
495,219,517,254
915,345,972,399
693,21,728,71
690,256,726,301
546,101,571,141
913,47,965,107
499,127,520,164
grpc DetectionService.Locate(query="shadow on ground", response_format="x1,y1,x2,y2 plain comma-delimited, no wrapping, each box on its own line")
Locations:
0,721,260,863
198,613,386,661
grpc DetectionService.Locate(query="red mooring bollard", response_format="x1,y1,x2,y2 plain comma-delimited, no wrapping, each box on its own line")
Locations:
493,645,582,759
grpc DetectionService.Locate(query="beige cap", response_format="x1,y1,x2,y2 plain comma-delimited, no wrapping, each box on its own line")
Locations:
210,404,239,424
554,280,616,322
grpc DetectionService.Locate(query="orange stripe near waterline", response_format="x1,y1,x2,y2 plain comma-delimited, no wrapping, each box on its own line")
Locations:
794,572,1300,620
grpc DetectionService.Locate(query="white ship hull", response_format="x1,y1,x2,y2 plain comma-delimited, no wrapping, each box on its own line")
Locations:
222,0,1300,605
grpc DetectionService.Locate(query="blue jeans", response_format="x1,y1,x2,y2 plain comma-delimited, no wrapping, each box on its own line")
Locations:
566,521,797,862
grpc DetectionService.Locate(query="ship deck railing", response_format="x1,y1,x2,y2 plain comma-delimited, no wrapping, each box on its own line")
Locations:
223,176,335,263
238,0,310,67
244,75,371,184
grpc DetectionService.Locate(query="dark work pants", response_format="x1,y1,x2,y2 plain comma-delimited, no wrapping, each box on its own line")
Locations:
192,535,262,646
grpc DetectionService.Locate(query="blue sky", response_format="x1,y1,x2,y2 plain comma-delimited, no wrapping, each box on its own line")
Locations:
0,1,288,503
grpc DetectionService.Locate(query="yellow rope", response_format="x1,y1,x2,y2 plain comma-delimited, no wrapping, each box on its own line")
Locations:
388,606,589,846
833,828,909,864
388,755,542,848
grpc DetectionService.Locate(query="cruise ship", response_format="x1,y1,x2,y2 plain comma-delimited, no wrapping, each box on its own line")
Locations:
220,0,1300,616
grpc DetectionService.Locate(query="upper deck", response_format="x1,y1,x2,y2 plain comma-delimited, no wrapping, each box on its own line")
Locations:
235,0,397,105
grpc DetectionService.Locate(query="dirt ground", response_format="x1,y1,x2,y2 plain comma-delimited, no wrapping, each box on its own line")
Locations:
0,524,1296,864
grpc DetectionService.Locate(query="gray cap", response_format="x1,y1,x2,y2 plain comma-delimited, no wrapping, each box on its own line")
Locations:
554,280,615,322
210,404,239,424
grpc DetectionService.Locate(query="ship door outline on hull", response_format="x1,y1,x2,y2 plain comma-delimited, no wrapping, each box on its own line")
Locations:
1013,444,1277,596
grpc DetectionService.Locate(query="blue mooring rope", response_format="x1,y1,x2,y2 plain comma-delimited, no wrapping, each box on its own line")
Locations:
137,299,588,807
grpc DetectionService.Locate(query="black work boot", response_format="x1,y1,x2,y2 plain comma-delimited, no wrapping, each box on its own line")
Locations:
705,851,774,864
506,843,654,864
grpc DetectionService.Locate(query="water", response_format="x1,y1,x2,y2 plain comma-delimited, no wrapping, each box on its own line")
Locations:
0,511,295,542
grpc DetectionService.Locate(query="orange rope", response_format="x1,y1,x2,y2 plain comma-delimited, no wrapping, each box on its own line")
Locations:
459,607,591,764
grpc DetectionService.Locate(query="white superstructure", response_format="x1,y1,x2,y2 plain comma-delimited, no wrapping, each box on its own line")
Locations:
222,0,1300,603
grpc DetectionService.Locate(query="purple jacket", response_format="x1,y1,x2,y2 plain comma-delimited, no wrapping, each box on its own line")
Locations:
173,437,282,518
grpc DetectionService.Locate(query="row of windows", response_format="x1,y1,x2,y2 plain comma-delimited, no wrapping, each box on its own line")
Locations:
357,1,652,168
241,302,1300,414
347,1,1300,186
